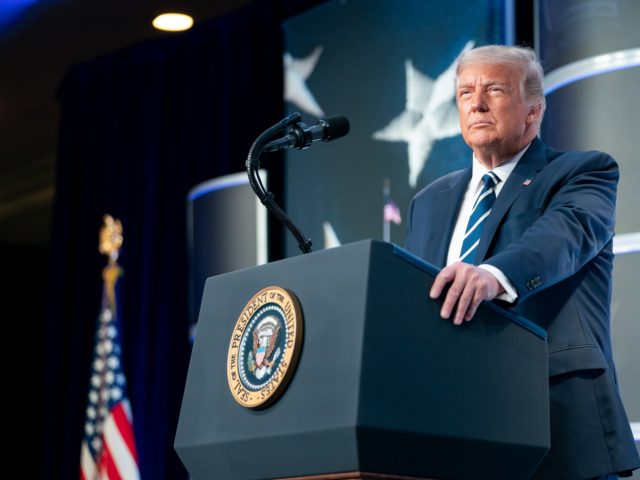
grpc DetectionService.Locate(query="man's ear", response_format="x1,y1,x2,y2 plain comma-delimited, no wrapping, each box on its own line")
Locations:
526,103,542,125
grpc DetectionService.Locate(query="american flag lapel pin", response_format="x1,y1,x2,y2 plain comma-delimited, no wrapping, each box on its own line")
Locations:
522,178,532,186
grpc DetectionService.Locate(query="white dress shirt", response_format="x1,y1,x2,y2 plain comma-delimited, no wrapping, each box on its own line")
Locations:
446,144,532,302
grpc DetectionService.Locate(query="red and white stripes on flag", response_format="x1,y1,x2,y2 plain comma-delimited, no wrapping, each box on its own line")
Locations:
384,199,402,225
80,271,140,480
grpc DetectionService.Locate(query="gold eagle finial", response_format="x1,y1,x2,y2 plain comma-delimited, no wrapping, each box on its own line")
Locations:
99,214,124,311
99,214,123,264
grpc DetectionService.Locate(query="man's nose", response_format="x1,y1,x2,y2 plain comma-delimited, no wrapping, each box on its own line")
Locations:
470,91,488,112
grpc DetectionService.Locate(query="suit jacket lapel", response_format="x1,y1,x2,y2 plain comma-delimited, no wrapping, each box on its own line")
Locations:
475,138,549,263
427,169,470,267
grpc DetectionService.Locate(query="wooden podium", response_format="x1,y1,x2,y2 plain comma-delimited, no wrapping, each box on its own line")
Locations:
175,240,550,479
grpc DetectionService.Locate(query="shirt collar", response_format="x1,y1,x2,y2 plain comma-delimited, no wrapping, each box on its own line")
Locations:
470,142,531,188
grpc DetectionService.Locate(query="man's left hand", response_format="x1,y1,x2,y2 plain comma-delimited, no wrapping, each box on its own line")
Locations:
429,263,505,325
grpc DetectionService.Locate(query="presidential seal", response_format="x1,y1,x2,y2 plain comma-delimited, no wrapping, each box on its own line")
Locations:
227,286,303,409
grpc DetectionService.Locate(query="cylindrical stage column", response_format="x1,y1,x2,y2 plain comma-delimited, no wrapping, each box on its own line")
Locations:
187,171,268,328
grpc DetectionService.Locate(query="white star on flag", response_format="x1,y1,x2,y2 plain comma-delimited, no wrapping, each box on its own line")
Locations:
284,46,325,117
373,41,475,188
323,221,341,249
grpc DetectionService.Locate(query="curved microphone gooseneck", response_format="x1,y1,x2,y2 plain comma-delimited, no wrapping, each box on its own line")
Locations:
245,112,313,254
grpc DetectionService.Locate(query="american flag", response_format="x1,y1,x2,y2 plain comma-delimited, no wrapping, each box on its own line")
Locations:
80,266,140,480
383,199,402,225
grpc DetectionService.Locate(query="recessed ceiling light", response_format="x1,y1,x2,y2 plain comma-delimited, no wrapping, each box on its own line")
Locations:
152,13,194,32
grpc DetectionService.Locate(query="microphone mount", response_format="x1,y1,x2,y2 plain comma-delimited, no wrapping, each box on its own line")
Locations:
245,112,313,254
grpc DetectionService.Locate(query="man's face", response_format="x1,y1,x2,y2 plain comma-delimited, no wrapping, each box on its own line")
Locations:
456,62,538,161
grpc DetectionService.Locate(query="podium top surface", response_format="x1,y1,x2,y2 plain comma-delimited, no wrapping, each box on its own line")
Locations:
390,242,547,340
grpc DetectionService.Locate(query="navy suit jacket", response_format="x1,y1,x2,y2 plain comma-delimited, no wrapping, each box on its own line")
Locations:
406,138,639,479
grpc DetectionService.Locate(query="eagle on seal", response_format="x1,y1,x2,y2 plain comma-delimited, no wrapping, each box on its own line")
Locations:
252,316,281,369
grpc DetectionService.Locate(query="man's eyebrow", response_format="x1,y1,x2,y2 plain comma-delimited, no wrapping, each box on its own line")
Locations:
482,79,507,86
458,79,509,87
456,81,474,89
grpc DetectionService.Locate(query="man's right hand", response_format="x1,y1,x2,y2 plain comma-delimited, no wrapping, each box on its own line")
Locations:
429,262,505,325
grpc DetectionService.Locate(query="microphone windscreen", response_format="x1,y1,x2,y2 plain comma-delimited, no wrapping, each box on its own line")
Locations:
323,115,350,141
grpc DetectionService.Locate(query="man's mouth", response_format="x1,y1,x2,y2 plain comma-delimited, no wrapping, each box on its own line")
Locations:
470,121,493,128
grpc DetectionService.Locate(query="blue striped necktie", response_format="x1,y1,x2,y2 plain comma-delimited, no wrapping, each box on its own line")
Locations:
459,172,501,264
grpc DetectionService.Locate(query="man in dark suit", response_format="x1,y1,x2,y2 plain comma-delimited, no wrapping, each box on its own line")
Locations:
405,45,639,479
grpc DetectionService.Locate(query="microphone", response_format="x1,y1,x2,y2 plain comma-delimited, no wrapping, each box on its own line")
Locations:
262,115,350,152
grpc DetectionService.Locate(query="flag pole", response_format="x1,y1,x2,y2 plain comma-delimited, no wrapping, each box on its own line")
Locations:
383,177,390,242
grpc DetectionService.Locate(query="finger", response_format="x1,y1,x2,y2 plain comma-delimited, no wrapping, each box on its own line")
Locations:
430,266,455,299
452,282,476,325
440,273,468,319
464,287,486,321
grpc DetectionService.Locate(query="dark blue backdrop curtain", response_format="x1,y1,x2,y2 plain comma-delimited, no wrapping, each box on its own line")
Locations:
39,1,320,477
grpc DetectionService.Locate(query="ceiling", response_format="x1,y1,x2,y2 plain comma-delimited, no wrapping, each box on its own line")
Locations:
0,0,252,248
